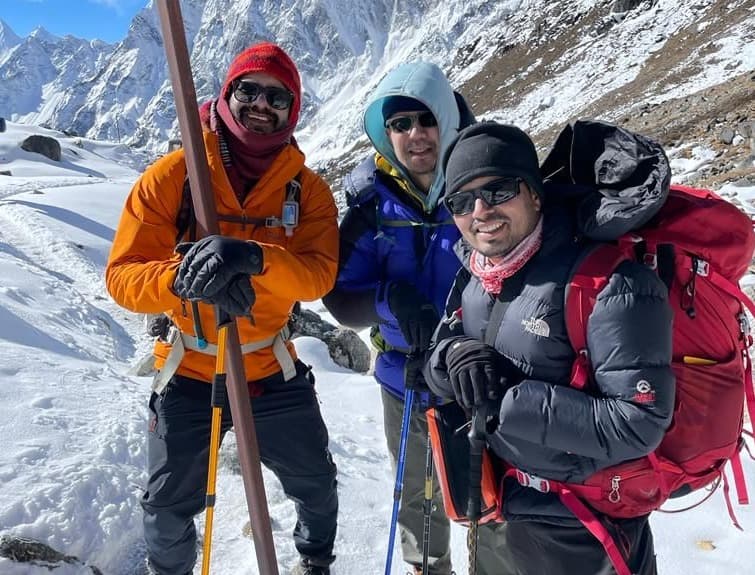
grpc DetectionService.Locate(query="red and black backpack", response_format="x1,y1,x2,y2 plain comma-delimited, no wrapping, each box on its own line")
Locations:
520,184,755,575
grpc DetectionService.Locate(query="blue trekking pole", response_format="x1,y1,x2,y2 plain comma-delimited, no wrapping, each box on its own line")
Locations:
385,387,415,575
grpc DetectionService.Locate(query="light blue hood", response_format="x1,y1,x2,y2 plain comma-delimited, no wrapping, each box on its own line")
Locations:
363,61,460,212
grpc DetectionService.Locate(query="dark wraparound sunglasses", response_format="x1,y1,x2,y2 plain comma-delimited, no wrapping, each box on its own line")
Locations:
233,80,294,110
384,111,438,133
444,177,522,215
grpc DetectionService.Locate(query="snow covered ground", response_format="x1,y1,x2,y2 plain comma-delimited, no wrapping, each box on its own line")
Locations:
0,121,753,574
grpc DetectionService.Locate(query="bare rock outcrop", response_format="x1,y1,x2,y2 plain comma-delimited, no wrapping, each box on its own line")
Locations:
20,134,62,162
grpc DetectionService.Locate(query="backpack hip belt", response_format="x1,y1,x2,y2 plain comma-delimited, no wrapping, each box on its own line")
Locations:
152,324,296,394
504,467,635,575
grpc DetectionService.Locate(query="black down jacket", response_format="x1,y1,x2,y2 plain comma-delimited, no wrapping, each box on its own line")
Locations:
424,121,675,523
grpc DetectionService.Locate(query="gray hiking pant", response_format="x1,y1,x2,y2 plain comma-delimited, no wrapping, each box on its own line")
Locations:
382,389,511,575
142,363,338,575
382,388,452,574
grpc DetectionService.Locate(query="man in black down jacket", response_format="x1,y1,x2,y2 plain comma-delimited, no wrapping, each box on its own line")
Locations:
423,121,675,575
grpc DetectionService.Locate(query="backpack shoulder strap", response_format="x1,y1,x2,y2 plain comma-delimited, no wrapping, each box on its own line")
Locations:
286,171,302,201
175,175,196,243
175,171,304,244
483,271,527,347
565,244,628,389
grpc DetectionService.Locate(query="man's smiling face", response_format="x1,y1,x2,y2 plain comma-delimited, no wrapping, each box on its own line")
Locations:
452,176,542,261
229,72,291,134
385,111,439,189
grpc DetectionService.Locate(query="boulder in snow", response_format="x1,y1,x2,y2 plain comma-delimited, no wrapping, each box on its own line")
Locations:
288,307,371,374
20,134,62,162
0,535,103,574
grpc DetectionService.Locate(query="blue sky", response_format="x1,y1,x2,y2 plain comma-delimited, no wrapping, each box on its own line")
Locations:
1,0,147,43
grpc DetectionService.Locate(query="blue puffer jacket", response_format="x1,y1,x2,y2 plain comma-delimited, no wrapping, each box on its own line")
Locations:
323,62,474,399
331,162,462,398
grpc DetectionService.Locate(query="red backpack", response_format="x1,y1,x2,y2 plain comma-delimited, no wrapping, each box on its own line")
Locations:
507,184,755,575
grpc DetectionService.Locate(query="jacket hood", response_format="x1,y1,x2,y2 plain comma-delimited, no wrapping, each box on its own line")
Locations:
363,62,461,212
540,119,671,241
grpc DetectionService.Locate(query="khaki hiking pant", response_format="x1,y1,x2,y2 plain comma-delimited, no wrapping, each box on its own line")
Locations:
381,389,505,575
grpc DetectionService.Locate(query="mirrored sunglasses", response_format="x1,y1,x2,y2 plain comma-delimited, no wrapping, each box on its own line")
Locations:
444,178,522,215
384,111,438,133
233,80,294,110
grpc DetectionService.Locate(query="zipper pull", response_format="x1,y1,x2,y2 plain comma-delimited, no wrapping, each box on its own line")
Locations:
609,475,621,503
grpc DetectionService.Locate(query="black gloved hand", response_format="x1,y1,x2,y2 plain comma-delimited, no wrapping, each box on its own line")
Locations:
444,337,517,410
173,235,263,301
404,353,431,393
388,282,440,353
201,273,256,317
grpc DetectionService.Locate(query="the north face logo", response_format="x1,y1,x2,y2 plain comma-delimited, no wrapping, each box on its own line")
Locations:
522,317,550,337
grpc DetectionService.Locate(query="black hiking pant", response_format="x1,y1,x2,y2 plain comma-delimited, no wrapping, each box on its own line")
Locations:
141,362,338,574
492,514,657,575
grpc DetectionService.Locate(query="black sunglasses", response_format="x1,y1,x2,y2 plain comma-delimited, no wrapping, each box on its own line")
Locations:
233,80,294,110
444,178,522,215
384,111,438,133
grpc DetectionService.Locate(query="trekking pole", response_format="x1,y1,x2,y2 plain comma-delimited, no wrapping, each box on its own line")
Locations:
421,420,434,575
385,387,415,575
156,1,278,573
201,310,232,575
191,301,208,348
467,404,487,575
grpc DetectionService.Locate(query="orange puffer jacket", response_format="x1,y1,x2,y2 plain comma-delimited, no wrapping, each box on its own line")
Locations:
106,131,338,383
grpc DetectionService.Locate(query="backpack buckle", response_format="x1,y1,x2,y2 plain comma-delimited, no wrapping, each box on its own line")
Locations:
442,307,463,329
282,200,299,237
515,470,552,493
693,259,710,277
265,216,282,228
738,312,751,340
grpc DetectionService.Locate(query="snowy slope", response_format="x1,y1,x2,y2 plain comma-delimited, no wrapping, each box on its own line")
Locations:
0,122,754,574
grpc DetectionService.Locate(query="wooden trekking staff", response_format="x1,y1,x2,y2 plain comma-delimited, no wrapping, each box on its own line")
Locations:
155,1,279,573
466,404,487,575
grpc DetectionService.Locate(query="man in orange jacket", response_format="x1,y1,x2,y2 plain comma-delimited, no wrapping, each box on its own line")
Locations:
106,42,339,575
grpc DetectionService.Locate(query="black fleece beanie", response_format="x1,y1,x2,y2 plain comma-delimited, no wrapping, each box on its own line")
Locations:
442,122,544,200
381,96,430,123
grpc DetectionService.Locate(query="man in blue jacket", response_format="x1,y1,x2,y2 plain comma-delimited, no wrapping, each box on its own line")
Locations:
323,62,476,574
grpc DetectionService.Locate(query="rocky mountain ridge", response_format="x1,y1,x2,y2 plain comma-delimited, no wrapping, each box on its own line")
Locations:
0,0,753,196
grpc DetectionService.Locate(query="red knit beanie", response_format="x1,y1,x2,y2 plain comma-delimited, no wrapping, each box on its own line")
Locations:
221,42,302,128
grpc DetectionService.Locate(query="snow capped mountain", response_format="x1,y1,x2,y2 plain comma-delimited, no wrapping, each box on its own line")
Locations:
0,0,753,176
0,25,115,128
0,2,754,571
0,19,22,53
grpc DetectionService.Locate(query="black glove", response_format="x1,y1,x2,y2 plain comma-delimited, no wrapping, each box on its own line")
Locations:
173,235,263,301
404,353,431,393
444,337,516,410
146,314,171,339
388,282,440,353
202,273,256,317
